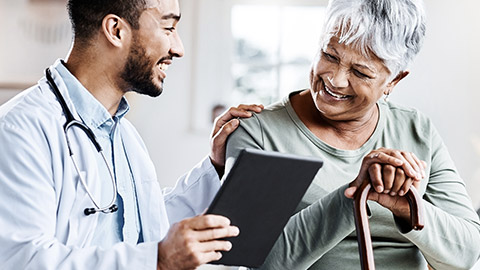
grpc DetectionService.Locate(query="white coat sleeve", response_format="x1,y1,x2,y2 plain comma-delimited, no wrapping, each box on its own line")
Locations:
0,120,158,270
163,157,221,224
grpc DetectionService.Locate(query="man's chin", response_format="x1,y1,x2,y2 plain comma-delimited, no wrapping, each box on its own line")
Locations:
131,83,164,97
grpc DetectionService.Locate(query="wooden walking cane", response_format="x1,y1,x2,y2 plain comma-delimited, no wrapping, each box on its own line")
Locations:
353,181,425,270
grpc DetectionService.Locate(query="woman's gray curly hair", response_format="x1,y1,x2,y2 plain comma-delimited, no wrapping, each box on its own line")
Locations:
320,0,426,78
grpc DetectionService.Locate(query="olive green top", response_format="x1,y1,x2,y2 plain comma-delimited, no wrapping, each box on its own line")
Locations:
225,91,480,270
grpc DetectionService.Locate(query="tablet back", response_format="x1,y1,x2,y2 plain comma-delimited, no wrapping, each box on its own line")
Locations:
207,148,323,268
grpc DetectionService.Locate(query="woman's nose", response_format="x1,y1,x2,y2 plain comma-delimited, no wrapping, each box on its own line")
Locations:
328,69,349,89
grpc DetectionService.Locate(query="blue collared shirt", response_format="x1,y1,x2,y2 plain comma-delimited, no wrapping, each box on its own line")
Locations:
56,63,142,247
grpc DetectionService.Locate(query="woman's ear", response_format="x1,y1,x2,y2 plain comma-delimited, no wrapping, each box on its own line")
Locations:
101,14,131,48
385,71,409,95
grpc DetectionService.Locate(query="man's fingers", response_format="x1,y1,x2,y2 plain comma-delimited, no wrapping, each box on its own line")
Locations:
237,104,264,113
212,119,239,146
212,104,263,135
209,118,240,168
195,226,240,242
188,215,232,230
201,251,223,264
198,240,233,253
212,111,243,135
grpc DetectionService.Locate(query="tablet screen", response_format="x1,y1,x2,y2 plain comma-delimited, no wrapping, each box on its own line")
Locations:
207,148,323,267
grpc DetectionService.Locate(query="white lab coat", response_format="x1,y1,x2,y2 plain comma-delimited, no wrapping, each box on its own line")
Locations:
0,61,220,269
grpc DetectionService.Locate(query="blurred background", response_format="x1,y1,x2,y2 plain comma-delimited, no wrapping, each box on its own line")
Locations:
0,0,479,269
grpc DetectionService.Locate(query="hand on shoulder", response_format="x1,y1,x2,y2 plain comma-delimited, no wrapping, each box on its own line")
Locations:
209,104,264,177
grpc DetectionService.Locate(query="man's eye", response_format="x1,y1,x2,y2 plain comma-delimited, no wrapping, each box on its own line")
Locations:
165,27,175,32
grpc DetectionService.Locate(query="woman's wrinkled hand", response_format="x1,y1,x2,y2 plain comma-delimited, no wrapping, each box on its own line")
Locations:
345,148,427,220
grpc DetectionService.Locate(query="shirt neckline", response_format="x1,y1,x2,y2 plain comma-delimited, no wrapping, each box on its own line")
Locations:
283,90,386,158
54,60,130,131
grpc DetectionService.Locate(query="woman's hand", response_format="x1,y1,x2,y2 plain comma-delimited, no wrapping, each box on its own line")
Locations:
345,148,427,220
368,149,426,196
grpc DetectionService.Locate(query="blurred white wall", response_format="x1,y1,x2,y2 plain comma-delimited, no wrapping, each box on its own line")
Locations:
0,0,479,214
1,0,478,209
393,0,480,209
128,0,480,210
0,0,479,269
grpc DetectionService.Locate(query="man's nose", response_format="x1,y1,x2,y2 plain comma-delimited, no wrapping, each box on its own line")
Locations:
170,32,184,58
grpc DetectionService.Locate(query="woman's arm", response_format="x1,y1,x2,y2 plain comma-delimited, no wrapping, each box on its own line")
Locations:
401,126,480,270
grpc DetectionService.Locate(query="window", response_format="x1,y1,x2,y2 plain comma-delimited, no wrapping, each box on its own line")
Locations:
183,0,327,131
231,4,326,104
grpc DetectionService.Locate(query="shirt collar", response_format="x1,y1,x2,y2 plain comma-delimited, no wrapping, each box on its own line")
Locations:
54,60,130,130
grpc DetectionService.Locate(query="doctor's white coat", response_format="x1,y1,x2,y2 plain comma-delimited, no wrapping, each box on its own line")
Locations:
0,62,221,269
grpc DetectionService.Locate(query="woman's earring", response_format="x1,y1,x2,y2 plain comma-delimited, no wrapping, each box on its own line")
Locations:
384,92,390,102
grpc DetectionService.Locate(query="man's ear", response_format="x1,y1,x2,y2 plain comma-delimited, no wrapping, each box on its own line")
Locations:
385,70,409,95
101,14,131,48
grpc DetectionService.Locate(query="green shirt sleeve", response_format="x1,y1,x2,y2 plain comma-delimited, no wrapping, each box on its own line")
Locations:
257,183,357,270
398,123,480,269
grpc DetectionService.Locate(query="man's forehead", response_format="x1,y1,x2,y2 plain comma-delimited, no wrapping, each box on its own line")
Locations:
144,0,159,9
143,0,180,17
145,0,178,10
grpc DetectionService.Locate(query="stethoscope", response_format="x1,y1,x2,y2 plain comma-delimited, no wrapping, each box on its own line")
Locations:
45,67,118,216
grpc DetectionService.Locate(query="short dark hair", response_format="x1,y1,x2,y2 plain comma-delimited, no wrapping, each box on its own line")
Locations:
67,0,147,43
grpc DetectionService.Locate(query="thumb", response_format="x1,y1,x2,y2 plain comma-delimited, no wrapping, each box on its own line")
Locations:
210,119,240,165
344,186,357,199
213,118,239,143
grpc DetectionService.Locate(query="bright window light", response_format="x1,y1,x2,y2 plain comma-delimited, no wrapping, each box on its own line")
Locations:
231,5,326,104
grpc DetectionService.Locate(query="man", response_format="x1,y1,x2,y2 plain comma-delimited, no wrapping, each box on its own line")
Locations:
0,0,263,269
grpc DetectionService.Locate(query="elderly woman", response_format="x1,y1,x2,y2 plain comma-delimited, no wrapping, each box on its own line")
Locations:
225,0,480,269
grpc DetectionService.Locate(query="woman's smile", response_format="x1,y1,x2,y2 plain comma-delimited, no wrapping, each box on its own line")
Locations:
322,80,352,100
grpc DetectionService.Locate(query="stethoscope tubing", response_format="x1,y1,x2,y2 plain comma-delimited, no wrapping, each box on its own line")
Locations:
45,67,118,216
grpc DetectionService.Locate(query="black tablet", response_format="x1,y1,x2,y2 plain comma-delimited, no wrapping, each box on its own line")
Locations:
206,148,323,268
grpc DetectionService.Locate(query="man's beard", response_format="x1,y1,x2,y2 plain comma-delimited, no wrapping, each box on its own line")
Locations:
120,42,164,97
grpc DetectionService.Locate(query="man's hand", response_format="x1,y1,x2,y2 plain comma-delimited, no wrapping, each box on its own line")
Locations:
345,148,427,221
157,214,240,270
209,104,263,177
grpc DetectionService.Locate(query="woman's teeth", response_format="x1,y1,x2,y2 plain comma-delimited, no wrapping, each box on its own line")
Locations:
324,85,349,99
158,63,169,71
